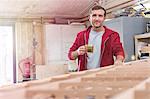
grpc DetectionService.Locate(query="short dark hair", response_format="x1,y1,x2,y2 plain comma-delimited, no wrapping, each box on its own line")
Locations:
89,5,106,17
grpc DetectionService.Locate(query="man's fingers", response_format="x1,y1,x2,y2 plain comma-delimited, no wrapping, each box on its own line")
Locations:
77,46,86,55
114,60,123,66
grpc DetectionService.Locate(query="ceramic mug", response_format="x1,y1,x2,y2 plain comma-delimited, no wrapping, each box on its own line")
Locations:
85,44,94,53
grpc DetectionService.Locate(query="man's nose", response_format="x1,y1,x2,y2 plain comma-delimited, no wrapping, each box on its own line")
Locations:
95,15,100,20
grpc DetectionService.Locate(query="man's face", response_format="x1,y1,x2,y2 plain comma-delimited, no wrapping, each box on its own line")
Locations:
89,9,105,28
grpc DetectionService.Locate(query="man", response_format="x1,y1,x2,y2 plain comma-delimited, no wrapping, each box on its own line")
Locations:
68,5,125,71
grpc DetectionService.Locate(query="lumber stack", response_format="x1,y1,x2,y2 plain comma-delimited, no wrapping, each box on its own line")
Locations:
0,59,150,99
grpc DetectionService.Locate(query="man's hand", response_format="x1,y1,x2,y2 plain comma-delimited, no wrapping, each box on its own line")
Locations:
77,45,87,55
114,55,124,66
114,59,123,66
71,45,87,59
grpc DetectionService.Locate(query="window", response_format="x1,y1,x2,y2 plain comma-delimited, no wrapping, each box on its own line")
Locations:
0,25,15,86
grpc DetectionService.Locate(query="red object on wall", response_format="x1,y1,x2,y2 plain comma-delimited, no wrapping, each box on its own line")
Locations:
24,62,31,78
19,57,33,79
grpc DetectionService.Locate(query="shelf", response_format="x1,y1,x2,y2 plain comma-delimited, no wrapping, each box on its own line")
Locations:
141,46,150,53
134,32,150,39
134,33,150,60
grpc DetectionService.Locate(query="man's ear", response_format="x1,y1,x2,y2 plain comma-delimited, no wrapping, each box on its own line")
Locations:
103,16,106,20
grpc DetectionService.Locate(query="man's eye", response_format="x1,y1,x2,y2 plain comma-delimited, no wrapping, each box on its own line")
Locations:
99,15,103,17
92,14,97,17
92,14,103,17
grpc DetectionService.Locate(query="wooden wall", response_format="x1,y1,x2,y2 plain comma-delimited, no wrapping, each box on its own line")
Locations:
15,21,44,81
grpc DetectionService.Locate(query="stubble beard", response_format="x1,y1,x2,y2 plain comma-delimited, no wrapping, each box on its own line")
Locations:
95,25,101,28
92,22,104,32
94,23,102,29
93,21,102,28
